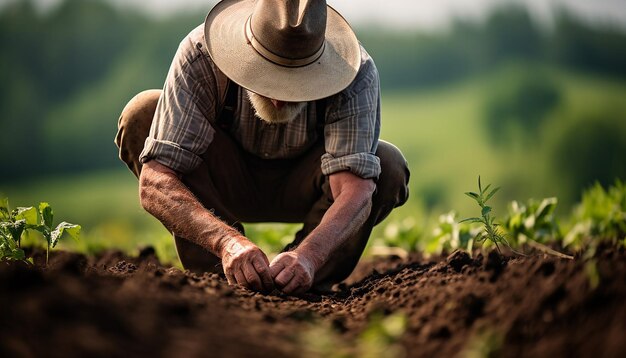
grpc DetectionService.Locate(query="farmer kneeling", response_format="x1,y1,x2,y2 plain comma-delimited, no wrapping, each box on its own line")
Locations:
115,0,409,295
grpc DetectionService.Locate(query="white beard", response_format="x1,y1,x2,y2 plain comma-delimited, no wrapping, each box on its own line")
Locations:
246,90,307,124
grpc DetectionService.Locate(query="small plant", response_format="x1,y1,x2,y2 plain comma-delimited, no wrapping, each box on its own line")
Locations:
0,198,30,262
460,176,513,254
374,217,422,254
0,198,81,264
564,180,626,250
428,211,479,256
503,197,561,244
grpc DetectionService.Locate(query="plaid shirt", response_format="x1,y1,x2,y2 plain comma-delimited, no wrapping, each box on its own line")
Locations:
140,25,381,179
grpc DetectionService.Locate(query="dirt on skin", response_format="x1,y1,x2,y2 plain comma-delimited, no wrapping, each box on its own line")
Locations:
0,244,625,358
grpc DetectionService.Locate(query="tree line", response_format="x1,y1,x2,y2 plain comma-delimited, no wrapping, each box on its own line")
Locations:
1,0,625,181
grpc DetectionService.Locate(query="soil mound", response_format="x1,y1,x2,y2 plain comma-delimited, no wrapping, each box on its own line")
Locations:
1,246,624,357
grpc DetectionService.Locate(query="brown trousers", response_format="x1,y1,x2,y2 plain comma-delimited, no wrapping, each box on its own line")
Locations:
115,90,409,285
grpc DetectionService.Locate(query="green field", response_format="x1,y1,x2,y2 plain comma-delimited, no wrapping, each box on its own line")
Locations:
382,64,626,219
2,65,626,262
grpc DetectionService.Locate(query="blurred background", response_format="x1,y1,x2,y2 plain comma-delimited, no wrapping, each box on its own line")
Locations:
1,0,625,262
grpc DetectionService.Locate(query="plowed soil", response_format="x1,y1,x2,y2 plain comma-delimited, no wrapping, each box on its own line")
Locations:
1,244,625,357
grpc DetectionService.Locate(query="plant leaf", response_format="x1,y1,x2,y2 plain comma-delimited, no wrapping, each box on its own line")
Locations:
8,220,26,242
51,222,81,248
0,231,17,249
465,192,479,200
12,247,25,260
484,187,501,203
15,206,38,225
483,183,492,195
0,198,9,219
39,202,54,228
0,243,26,262
535,197,557,221
29,225,52,245
482,206,492,216
478,176,482,192
459,217,482,224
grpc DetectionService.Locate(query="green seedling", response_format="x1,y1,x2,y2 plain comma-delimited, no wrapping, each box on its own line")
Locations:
460,176,515,254
0,198,30,262
428,211,478,256
0,198,81,264
564,180,626,250
504,197,560,244
377,217,423,253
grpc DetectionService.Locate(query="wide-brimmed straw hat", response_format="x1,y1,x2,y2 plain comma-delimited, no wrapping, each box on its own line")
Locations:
204,0,361,102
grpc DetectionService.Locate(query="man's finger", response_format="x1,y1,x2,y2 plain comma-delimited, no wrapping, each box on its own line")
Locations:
281,273,303,294
234,269,248,288
274,268,295,288
260,253,270,266
242,264,263,292
292,277,313,295
253,258,274,291
225,269,237,285
269,259,286,278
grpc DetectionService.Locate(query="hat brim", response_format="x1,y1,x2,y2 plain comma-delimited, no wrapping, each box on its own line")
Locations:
204,0,361,102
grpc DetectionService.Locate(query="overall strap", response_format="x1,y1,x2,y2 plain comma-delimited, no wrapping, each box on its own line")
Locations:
215,79,239,131
315,97,327,136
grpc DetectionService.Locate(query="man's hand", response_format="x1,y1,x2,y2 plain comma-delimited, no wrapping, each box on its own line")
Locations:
221,238,274,292
269,251,316,295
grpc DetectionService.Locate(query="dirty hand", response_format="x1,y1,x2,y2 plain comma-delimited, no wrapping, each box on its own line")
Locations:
221,237,274,292
269,251,316,295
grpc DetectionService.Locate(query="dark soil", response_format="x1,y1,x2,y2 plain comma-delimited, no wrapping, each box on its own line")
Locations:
1,245,625,357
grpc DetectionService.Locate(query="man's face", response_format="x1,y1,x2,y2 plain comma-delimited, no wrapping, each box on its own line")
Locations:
246,90,307,124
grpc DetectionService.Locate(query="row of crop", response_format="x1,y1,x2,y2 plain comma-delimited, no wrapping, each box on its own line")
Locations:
2,179,623,265
374,179,626,256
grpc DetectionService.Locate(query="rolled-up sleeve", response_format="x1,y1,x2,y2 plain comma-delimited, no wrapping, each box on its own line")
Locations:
321,51,381,179
139,32,218,174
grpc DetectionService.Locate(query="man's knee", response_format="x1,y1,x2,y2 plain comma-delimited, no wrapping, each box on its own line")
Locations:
375,140,410,209
115,89,162,176
117,89,161,139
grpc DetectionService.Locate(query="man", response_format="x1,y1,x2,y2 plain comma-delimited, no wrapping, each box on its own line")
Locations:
115,0,409,295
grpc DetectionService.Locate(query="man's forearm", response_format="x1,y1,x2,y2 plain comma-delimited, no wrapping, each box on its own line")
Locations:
138,161,241,257
295,183,373,272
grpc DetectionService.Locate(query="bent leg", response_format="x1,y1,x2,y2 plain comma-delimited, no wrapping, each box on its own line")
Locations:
115,89,162,178
115,90,221,273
